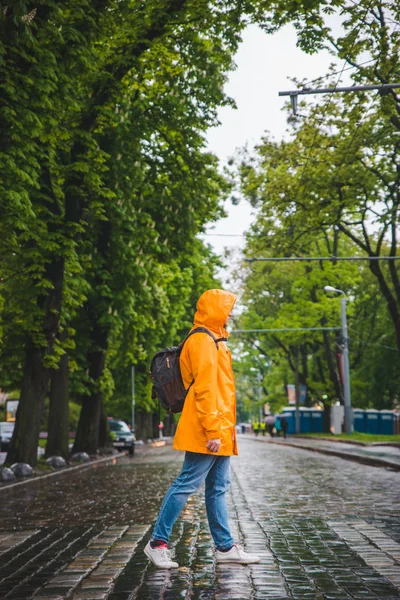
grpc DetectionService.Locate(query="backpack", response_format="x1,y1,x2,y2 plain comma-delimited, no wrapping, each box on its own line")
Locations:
150,327,226,414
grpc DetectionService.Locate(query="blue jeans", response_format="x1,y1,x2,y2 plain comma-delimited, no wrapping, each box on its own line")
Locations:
152,451,234,551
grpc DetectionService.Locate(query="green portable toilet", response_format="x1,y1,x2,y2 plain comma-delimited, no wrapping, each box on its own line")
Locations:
353,409,366,433
365,409,379,434
379,410,394,435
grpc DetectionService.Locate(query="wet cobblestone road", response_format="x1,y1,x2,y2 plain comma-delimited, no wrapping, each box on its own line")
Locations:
1,437,400,599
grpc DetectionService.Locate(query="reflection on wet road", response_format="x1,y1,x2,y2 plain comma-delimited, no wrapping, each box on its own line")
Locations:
1,437,400,599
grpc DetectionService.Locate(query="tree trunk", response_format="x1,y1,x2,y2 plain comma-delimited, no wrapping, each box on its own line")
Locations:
135,411,155,441
322,404,331,433
368,259,400,352
322,330,343,402
6,248,65,466
5,214,64,464
72,392,102,455
98,396,110,449
73,302,109,456
46,349,69,459
6,343,49,466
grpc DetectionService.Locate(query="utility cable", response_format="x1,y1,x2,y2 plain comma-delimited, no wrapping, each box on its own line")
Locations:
349,336,399,352
348,327,399,352
301,58,376,90
291,0,375,197
329,17,400,185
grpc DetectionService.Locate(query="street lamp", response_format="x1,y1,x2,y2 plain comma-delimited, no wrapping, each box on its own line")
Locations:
131,366,135,434
256,371,263,424
324,286,353,434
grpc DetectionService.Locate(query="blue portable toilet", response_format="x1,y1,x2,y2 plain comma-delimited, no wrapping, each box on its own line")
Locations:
379,410,394,435
310,410,323,433
300,408,312,433
282,408,296,434
365,409,379,434
353,409,366,433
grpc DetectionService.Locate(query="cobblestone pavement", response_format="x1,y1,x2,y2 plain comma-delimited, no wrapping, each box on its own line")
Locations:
1,437,400,599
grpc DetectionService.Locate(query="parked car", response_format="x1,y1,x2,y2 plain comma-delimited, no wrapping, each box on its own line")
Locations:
0,421,15,451
108,418,135,456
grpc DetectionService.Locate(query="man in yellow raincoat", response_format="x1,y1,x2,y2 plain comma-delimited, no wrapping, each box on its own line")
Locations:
144,289,260,569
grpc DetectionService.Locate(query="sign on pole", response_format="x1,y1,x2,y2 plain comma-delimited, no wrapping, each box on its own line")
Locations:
6,400,18,422
287,384,307,405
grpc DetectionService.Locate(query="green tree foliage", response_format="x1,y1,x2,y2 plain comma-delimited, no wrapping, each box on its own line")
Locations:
3,0,398,462
236,87,400,343
232,0,400,414
232,231,400,416
4,0,317,462
2,0,233,461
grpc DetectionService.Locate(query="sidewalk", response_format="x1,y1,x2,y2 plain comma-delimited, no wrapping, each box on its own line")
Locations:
247,434,400,470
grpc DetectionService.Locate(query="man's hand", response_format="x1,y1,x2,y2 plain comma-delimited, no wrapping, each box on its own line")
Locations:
206,438,221,453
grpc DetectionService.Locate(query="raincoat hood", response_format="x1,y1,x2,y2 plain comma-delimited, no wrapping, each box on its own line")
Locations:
193,289,237,337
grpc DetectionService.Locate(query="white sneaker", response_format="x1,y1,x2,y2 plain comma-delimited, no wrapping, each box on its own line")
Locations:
215,544,261,564
144,541,179,569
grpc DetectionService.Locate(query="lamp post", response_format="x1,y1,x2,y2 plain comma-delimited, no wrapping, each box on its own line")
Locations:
250,367,264,423
256,371,263,423
324,286,353,434
131,366,135,433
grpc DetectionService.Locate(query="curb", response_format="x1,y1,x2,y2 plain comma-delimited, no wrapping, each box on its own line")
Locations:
247,436,400,471
294,435,368,446
295,435,400,448
0,452,128,495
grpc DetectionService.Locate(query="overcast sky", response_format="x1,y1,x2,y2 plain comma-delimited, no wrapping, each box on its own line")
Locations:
201,21,350,261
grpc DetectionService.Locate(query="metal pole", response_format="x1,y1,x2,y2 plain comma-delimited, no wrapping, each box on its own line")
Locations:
295,349,300,434
246,256,400,263
232,327,339,333
131,366,135,433
341,298,353,434
279,83,400,96
257,371,263,423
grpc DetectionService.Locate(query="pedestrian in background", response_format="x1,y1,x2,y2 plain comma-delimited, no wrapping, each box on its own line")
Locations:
275,415,282,437
144,289,260,569
252,420,260,436
279,414,288,438
265,414,275,437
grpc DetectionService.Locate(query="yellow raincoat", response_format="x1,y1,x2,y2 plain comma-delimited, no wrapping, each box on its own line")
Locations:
173,289,238,456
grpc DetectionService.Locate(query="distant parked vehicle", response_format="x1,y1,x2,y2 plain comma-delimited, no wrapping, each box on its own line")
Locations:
0,422,15,451
107,418,135,456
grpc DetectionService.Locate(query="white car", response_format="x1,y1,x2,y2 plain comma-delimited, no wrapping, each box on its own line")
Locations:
108,418,135,456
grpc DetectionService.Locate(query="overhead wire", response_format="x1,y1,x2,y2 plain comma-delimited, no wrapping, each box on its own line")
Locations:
328,16,400,185
348,327,399,352
199,233,245,237
301,58,376,90
291,0,381,199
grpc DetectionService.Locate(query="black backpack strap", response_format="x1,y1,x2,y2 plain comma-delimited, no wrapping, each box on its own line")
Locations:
178,327,227,391
180,327,226,352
